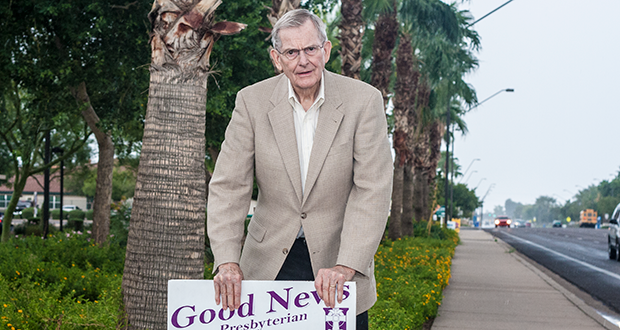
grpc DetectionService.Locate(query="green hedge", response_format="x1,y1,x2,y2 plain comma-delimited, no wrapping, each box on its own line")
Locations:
68,209,85,220
0,232,125,329
20,207,34,220
369,222,459,329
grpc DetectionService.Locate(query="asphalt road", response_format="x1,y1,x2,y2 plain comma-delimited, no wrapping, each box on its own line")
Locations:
487,227,620,315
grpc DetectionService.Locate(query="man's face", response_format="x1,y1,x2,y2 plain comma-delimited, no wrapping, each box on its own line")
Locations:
270,20,332,95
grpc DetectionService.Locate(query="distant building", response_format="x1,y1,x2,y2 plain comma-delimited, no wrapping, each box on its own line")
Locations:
0,174,88,212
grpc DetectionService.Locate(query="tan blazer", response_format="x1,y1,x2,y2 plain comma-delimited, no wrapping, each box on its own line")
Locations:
207,70,393,313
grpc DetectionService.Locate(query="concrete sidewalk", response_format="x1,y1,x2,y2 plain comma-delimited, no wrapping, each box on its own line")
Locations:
432,228,616,330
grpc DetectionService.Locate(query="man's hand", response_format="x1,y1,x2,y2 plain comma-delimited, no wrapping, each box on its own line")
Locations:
314,265,356,308
213,262,244,310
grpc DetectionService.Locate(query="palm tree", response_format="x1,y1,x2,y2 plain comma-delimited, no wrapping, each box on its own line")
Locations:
122,1,245,328
389,0,461,236
339,0,365,79
408,4,478,227
389,29,415,239
369,0,398,108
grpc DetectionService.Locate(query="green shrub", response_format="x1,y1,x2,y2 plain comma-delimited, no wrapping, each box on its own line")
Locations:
109,204,131,247
21,207,34,219
51,209,61,219
0,231,125,329
86,209,94,220
68,209,85,221
369,222,459,329
68,220,84,231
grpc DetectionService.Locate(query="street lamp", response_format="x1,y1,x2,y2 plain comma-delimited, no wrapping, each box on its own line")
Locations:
445,88,514,226
464,170,477,185
478,183,495,228
460,158,480,182
468,0,515,27
475,178,487,190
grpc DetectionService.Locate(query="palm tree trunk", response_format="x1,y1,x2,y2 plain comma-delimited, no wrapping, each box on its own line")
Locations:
71,82,113,245
424,120,444,222
122,1,244,328
370,1,397,108
401,163,414,235
389,159,403,240
339,0,364,79
389,31,414,238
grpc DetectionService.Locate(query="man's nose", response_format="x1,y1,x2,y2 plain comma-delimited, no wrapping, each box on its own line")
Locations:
297,51,310,65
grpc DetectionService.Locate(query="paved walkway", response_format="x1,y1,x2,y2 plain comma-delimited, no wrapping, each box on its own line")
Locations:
433,228,617,330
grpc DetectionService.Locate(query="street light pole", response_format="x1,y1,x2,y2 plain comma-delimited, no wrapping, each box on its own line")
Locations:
464,170,477,185
461,158,480,182
468,0,515,27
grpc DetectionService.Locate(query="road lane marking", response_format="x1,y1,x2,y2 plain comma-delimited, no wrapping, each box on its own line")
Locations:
503,233,620,281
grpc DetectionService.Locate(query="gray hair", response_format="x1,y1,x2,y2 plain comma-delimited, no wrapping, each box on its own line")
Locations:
271,9,328,51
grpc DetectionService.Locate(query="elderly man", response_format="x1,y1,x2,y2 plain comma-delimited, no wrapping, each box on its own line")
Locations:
207,9,392,328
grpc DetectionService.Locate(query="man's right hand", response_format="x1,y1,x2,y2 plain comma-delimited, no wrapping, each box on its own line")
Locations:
213,262,244,310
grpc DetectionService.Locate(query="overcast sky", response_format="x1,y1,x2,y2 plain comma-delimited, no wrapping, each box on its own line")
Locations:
450,0,620,212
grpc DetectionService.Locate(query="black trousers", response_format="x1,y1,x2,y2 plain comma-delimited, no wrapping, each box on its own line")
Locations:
276,238,369,330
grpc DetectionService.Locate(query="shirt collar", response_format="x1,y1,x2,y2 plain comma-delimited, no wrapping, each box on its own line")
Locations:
287,72,325,110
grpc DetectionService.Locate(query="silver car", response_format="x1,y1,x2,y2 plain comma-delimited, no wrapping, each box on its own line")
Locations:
608,202,620,261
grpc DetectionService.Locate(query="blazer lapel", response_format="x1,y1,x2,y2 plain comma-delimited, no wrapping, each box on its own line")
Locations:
302,71,344,206
268,75,303,204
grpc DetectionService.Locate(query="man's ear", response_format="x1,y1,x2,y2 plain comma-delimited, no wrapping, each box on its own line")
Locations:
270,48,283,72
322,40,332,64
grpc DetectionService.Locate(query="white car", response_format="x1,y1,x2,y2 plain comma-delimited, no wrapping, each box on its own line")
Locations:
62,205,81,211
608,202,620,261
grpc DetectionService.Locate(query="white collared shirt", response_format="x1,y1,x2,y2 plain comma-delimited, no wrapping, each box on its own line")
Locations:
288,73,325,238
288,73,325,194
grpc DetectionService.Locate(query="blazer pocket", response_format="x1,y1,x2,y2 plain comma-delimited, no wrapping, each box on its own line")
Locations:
247,217,267,243
327,140,352,157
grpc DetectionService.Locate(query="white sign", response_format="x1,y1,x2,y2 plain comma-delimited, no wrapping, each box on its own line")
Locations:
168,280,356,330
447,221,456,230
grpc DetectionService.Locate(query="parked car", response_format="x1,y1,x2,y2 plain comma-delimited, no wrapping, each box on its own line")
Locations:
0,211,3,224
608,202,620,261
13,200,32,216
552,220,562,228
494,216,512,228
62,205,81,211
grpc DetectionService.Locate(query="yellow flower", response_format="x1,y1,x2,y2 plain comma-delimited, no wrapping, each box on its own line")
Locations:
15,271,20,276
17,310,21,313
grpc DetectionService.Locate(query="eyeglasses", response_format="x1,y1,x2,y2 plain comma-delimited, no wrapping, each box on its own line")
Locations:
276,44,324,60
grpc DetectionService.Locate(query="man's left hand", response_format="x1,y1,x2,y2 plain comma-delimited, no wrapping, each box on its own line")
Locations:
315,265,356,308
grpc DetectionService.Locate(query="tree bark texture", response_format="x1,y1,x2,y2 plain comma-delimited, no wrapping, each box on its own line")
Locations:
339,0,364,79
425,119,445,222
71,82,113,244
122,1,245,328
389,32,414,238
0,173,29,242
389,160,403,240
401,163,414,236
370,1,398,109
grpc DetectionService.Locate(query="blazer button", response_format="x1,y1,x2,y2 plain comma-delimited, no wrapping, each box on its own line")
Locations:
282,248,289,255
301,212,307,219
